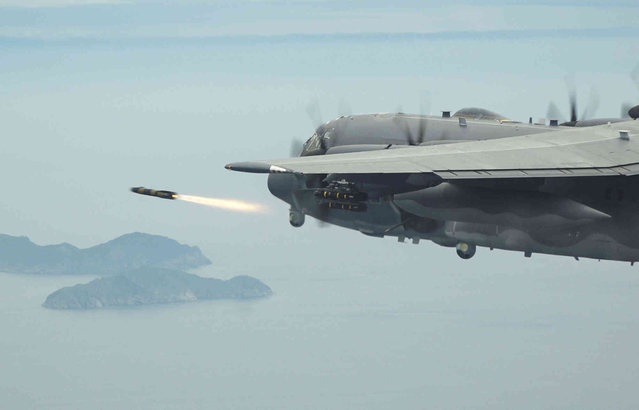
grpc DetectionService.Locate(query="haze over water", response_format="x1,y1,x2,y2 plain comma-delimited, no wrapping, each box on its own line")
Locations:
2,1,639,408
3,254,639,409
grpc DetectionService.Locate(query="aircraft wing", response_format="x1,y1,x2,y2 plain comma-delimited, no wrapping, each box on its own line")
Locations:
226,120,639,179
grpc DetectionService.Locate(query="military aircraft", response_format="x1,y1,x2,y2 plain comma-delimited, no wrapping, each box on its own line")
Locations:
226,104,639,263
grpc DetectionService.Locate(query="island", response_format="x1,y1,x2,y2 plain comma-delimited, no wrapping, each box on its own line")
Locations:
43,267,272,310
0,232,211,275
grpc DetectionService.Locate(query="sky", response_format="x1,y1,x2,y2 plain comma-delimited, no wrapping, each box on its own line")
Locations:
2,1,639,409
2,0,639,254
1,0,639,38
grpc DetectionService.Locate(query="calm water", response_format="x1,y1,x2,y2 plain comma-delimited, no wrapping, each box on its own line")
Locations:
2,247,639,409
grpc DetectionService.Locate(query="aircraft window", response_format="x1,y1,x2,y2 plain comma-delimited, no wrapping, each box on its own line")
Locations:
301,132,325,156
308,133,321,150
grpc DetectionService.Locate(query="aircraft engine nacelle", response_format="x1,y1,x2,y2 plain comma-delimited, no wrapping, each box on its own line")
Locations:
393,183,610,230
268,173,306,205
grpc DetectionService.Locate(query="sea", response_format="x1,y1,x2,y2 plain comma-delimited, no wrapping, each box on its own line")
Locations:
2,247,639,409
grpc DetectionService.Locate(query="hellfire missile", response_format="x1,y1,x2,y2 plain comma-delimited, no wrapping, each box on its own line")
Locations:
130,187,177,200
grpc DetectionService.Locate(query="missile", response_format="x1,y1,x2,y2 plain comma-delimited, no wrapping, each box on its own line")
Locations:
130,187,177,200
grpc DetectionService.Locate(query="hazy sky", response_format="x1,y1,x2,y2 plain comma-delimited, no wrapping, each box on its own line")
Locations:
3,2,639,409
1,0,639,39
2,0,638,258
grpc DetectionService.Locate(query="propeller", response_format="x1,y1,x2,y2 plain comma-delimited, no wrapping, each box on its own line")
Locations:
396,115,428,145
290,138,304,157
395,93,431,145
301,98,354,153
305,99,324,129
581,87,600,120
566,75,578,123
621,102,633,119
287,100,323,159
622,63,639,119
546,75,599,126
546,101,565,123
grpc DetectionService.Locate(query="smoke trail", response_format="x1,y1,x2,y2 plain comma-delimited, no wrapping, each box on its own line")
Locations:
176,194,268,213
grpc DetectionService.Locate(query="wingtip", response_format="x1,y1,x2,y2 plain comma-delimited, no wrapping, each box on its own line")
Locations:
224,161,273,174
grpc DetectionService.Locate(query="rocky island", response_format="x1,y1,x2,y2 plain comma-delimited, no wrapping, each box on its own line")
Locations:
43,267,272,310
0,232,211,275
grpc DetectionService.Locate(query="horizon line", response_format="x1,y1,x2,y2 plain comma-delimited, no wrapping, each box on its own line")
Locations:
2,27,638,46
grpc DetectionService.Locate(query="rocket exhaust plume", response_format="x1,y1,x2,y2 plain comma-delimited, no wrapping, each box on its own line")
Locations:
131,187,268,213
176,194,268,213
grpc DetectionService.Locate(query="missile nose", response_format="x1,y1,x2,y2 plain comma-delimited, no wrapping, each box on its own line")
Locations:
130,187,177,200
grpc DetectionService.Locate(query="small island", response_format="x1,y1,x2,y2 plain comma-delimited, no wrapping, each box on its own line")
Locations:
43,267,272,310
0,232,211,275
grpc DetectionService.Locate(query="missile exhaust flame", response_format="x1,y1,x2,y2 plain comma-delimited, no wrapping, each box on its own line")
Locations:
130,187,268,213
176,194,268,213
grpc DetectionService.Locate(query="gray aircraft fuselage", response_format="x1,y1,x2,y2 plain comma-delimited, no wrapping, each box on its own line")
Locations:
267,110,639,262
